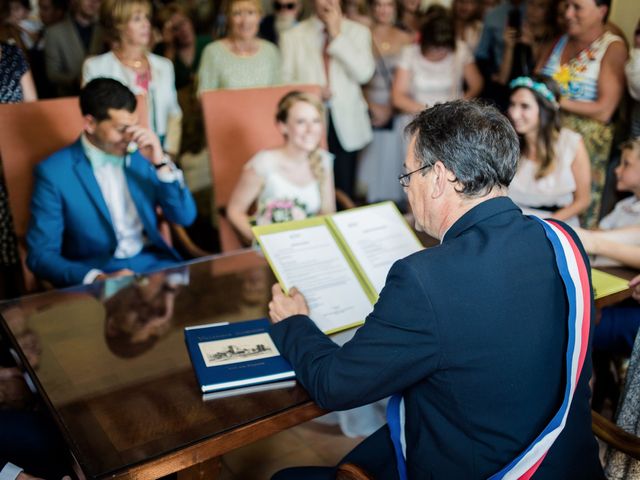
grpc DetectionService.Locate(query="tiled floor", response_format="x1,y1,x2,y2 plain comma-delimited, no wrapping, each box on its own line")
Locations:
218,420,363,479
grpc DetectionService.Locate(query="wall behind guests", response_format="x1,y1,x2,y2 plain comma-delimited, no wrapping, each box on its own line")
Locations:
609,0,640,45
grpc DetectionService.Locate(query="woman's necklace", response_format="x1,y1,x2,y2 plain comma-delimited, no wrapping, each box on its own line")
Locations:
229,38,258,57
115,50,146,70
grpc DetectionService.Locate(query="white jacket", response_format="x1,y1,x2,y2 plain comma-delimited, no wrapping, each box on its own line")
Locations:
281,17,375,152
626,48,640,101
82,51,182,153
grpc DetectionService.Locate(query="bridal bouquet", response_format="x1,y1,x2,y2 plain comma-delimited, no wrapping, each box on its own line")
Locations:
256,198,309,225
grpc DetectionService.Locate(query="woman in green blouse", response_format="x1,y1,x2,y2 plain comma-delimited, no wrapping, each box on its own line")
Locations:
197,0,281,94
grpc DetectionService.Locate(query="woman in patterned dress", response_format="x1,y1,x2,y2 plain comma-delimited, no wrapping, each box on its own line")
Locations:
0,42,37,298
538,0,627,227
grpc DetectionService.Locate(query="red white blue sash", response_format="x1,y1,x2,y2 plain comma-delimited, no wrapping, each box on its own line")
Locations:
387,218,592,480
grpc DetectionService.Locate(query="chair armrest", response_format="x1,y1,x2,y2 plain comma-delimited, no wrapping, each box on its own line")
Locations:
336,189,356,210
592,410,640,461
336,462,374,480
169,223,212,259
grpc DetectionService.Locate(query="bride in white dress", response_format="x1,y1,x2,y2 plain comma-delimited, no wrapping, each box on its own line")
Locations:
227,91,336,244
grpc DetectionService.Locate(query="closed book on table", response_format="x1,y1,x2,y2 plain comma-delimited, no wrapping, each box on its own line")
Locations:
184,318,295,394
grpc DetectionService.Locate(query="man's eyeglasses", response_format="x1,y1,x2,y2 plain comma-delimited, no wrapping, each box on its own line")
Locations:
274,1,296,10
398,164,430,188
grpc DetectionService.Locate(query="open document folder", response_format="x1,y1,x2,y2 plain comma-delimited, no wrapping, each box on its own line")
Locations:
253,202,424,334
591,269,630,300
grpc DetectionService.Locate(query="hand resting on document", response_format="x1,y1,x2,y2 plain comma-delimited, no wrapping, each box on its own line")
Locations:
268,284,310,323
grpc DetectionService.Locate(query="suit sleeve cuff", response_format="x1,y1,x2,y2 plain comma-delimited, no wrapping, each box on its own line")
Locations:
0,463,23,480
156,156,185,185
83,269,103,284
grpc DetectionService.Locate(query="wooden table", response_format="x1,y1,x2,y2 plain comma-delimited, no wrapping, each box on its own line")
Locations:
0,250,324,480
1,247,635,479
595,266,637,309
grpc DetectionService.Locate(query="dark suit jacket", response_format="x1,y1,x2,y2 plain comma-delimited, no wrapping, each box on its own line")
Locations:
271,197,603,479
26,139,196,287
44,16,104,96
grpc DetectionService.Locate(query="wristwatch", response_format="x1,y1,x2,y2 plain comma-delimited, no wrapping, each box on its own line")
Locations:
154,154,172,170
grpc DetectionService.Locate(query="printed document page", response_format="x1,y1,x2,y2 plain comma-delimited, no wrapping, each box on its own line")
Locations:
259,224,373,333
331,203,423,294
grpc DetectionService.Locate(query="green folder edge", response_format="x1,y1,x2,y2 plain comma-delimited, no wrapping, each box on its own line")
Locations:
591,268,630,300
327,201,423,303
252,202,421,335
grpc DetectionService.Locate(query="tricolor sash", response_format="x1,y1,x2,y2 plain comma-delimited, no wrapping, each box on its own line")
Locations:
387,218,592,480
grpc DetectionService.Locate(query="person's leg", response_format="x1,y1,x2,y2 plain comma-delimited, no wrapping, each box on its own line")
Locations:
271,425,398,480
594,306,640,357
328,114,358,200
0,410,71,478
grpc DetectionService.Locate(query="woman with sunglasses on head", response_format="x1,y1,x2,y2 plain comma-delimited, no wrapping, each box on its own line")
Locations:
259,0,301,46
197,0,280,93
507,75,591,226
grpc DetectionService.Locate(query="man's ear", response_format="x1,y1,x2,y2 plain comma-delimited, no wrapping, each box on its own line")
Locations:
83,114,97,135
431,161,447,198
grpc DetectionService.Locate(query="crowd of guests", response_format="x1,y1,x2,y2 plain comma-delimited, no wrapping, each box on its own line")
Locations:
0,0,637,261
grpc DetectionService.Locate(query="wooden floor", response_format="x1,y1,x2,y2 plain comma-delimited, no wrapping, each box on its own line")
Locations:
217,419,363,479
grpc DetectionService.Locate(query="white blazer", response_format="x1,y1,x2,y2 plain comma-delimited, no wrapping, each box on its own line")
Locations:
82,51,182,153
281,17,375,152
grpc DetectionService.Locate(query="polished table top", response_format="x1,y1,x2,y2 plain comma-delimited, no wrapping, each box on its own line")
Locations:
0,250,323,479
0,246,635,479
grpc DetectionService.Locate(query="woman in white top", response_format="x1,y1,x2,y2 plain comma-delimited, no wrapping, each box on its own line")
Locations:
507,75,591,226
82,0,182,155
392,7,482,116
227,91,336,244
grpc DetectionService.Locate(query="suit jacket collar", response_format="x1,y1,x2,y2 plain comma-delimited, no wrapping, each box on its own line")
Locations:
442,196,520,243
71,138,113,225
71,138,155,237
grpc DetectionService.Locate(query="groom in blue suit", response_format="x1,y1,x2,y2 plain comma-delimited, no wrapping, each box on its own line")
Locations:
27,78,196,287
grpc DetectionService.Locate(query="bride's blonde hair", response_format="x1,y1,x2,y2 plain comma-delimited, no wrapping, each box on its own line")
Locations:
275,91,326,193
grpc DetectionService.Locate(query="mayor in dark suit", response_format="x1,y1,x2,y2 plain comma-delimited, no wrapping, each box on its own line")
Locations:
268,100,604,479
26,78,196,287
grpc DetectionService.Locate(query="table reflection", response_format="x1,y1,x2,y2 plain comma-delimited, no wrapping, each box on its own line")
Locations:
0,250,320,479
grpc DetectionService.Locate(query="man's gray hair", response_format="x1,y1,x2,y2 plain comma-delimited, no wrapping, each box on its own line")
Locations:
406,100,520,197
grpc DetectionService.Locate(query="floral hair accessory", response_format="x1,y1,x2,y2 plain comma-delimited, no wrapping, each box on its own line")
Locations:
509,76,559,109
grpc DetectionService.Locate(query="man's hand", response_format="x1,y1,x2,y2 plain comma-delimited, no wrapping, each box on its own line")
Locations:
95,269,135,282
268,284,310,323
126,125,164,166
629,274,640,302
317,0,342,40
